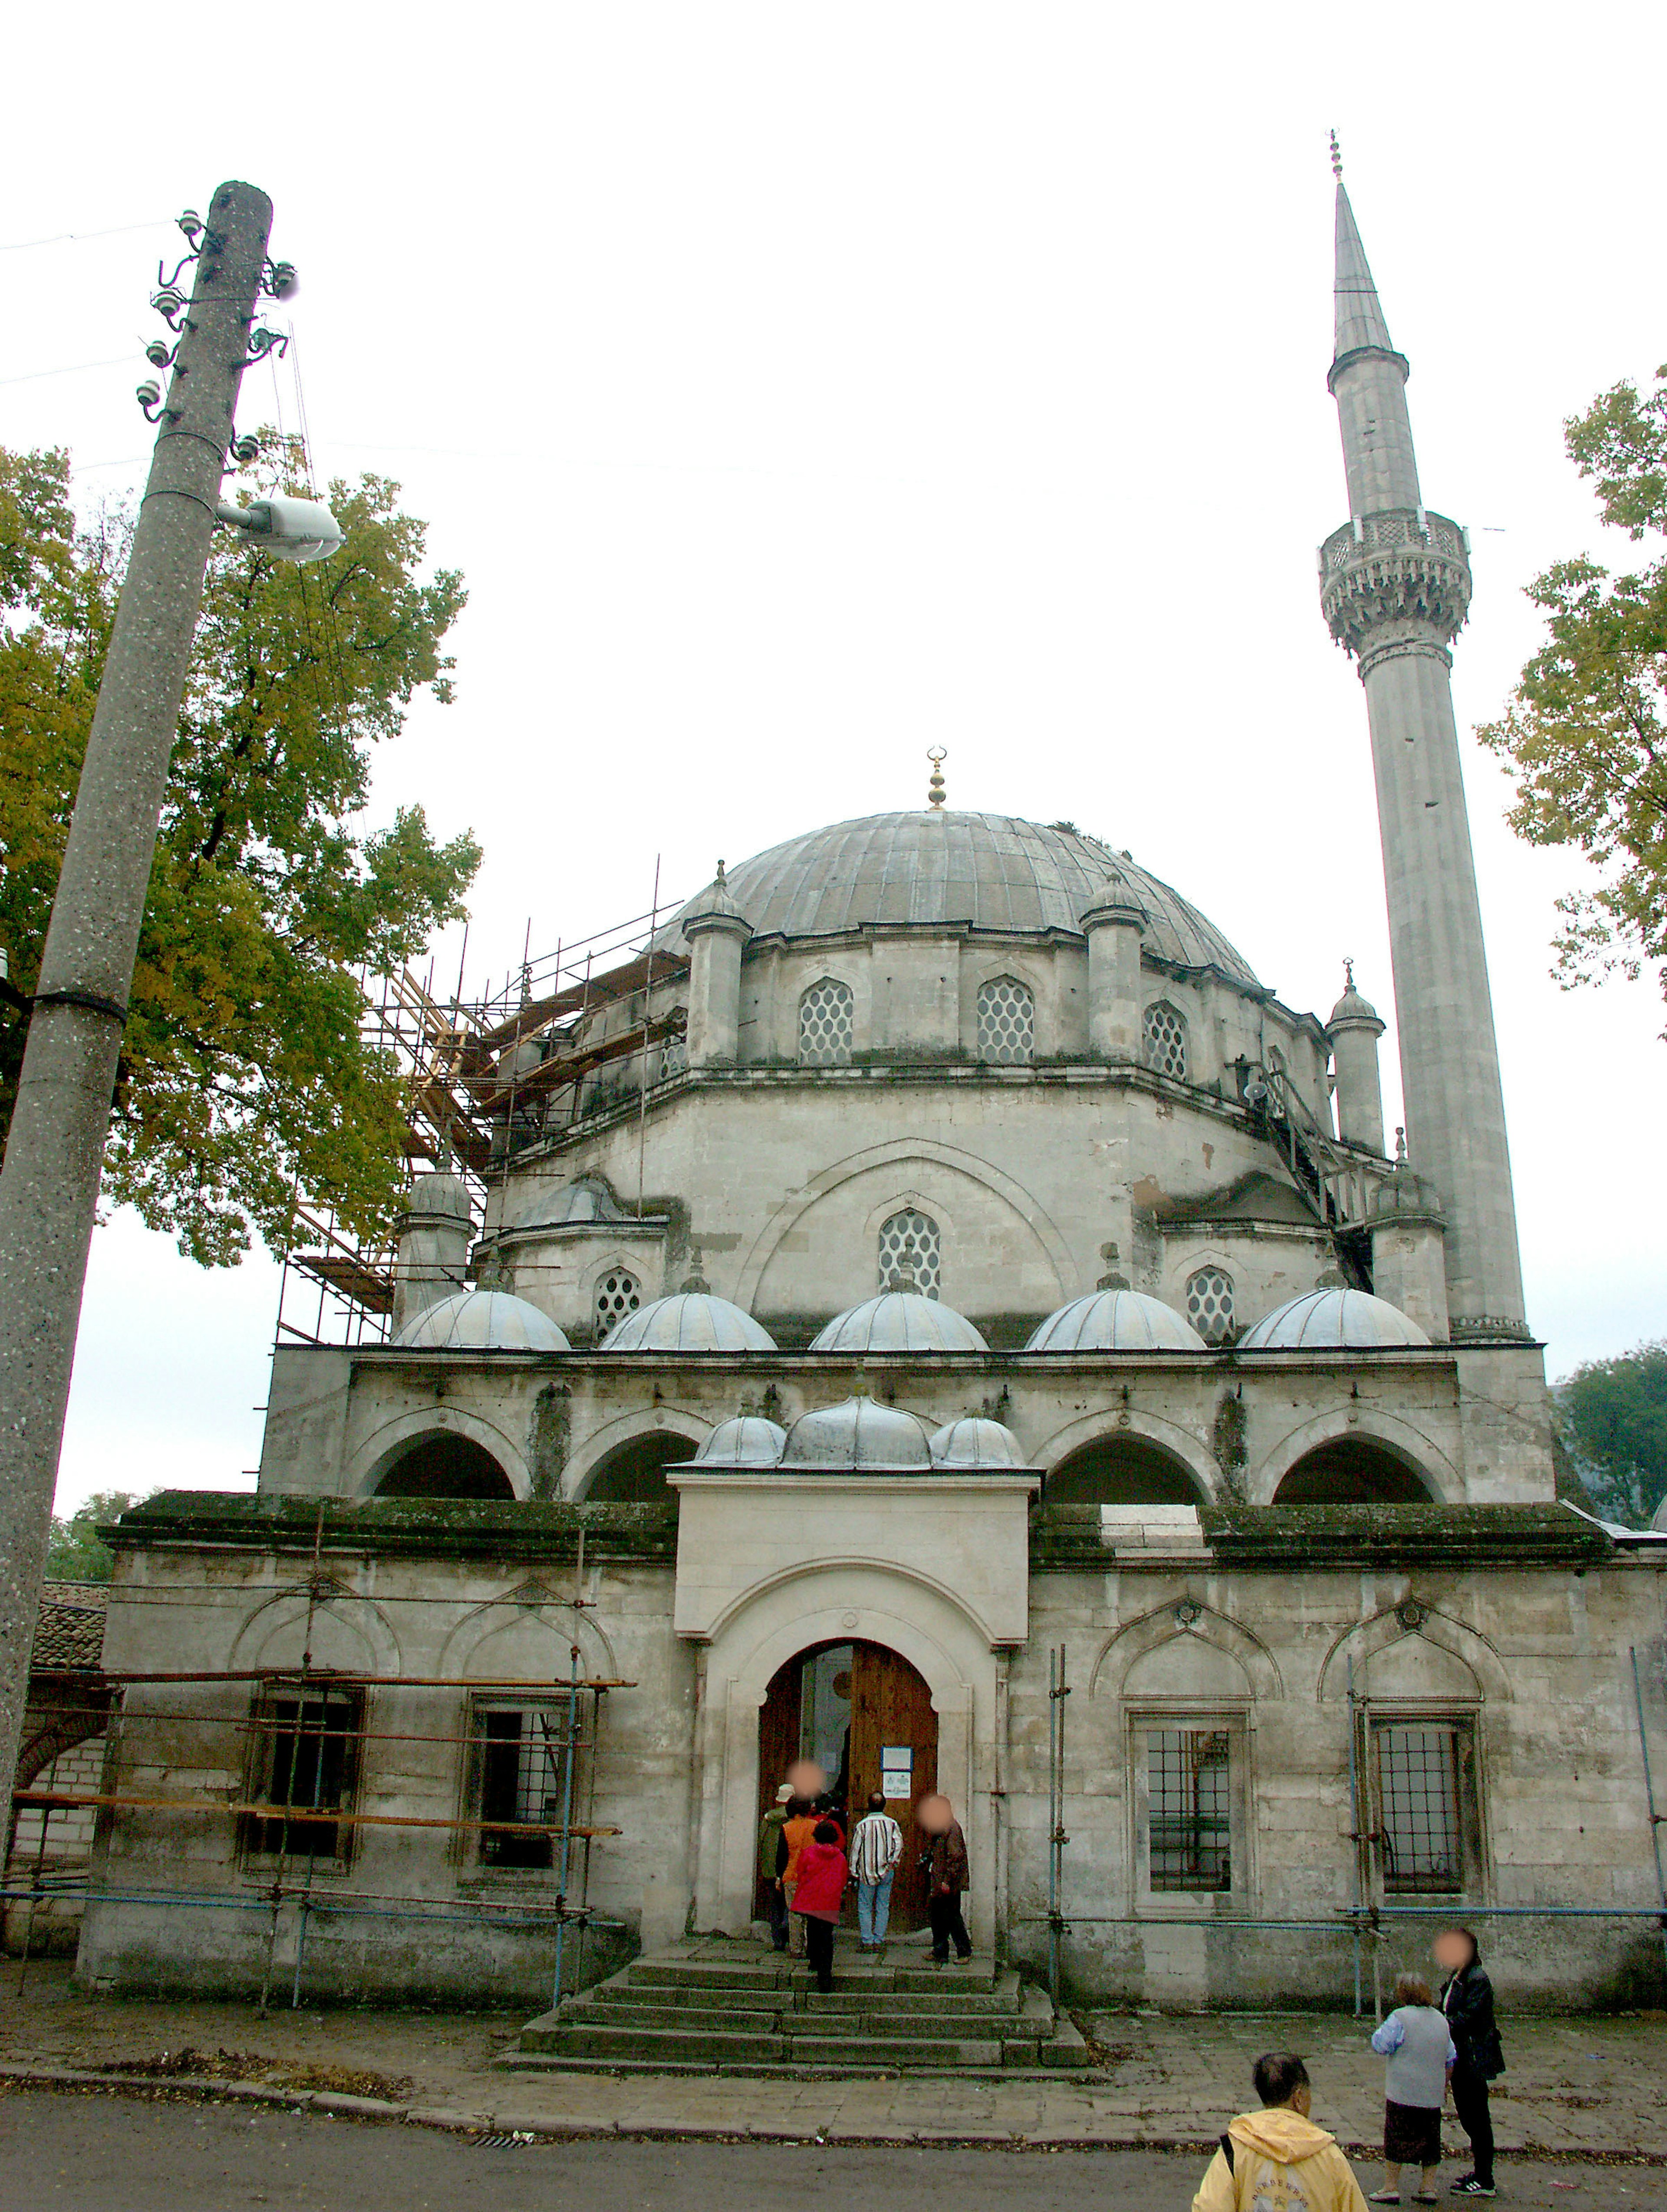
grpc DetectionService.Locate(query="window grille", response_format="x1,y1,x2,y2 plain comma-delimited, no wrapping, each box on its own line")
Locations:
798,978,853,1066
659,1033,687,1080
1185,1266,1234,1345
476,1704,563,1870
595,1268,640,1334
243,1692,362,1864
977,976,1034,1064
1147,1727,1232,1891
1143,1000,1188,1080
877,1208,942,1299
1377,1725,1463,1893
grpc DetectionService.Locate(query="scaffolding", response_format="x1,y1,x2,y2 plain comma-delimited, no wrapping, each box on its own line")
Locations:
275,890,687,1349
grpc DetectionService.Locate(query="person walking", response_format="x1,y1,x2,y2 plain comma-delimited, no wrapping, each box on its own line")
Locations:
849,1791,903,1951
917,1792,972,1965
1192,2051,1371,2212
789,1818,849,1994
1434,1927,1504,2199
1367,1974,1456,2204
776,1795,818,1960
757,1781,794,1953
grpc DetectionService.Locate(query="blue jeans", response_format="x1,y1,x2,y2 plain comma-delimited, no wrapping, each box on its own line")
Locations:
856,1872,895,1945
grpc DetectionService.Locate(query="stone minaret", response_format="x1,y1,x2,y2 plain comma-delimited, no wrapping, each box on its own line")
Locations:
1319,169,1526,1337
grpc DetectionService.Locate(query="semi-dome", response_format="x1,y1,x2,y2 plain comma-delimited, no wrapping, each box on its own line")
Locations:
659,812,1257,985
693,1415,787,1465
602,1292,777,1352
809,1290,989,1354
513,1175,626,1231
1026,1289,1206,1353
781,1396,934,1470
1238,1287,1430,1351
393,1290,570,1352
928,1416,1028,1469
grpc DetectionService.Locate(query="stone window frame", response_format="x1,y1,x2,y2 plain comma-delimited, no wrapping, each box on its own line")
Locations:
975,973,1037,1066
459,1694,570,1881
797,975,855,1066
1126,1704,1253,1919
1365,1706,1486,1901
1142,997,1189,1081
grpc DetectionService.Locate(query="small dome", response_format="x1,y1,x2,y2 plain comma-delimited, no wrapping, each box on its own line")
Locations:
1328,968,1384,1029
928,1416,1028,1469
682,860,751,935
1238,1287,1430,1351
1026,1289,1206,1353
513,1175,625,1231
394,1290,570,1352
602,1292,777,1352
693,1415,787,1466
401,1168,473,1224
781,1396,934,1471
809,1291,988,1354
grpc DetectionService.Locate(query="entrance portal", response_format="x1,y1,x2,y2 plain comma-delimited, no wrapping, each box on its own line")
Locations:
758,1640,938,1930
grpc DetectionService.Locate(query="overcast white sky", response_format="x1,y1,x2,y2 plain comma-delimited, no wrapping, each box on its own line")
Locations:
6,3,1664,1516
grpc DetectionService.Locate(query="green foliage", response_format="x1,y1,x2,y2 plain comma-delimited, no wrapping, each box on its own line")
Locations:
44,1490,141,1581
1477,367,1667,1027
0,437,480,1264
1554,1339,1667,1528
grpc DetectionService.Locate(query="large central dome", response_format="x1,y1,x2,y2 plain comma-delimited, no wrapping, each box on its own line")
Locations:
667,812,1256,985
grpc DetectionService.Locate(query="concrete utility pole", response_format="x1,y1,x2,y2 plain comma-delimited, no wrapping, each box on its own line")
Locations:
0,181,273,1796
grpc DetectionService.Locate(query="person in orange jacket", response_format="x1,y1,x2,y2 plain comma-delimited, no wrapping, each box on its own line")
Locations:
1192,2051,1370,2212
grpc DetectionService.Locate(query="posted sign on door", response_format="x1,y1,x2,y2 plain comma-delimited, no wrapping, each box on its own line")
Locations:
881,1745,913,1801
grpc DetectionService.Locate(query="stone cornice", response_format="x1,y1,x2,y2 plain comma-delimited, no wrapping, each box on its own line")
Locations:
1327,343,1410,395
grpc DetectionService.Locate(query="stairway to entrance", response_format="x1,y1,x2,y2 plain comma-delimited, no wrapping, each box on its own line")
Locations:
506,1938,1088,2077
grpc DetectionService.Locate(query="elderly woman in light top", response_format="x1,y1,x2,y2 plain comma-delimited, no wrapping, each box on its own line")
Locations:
1367,1974,1457,2205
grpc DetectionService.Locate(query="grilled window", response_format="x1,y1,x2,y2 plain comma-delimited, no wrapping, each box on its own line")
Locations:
798,978,853,1066
877,1208,941,1299
244,1692,362,1865
1143,1001,1188,1080
475,1705,563,1871
1146,1727,1232,1892
1377,1725,1464,1894
595,1268,639,1335
977,976,1034,1065
659,1032,687,1080
1185,1265,1234,1345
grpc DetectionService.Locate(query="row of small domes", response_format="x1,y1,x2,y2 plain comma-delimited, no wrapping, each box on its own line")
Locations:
393,1283,1430,1354
690,1406,1029,1473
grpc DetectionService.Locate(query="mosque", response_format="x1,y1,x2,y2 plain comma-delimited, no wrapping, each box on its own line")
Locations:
70,172,1666,2014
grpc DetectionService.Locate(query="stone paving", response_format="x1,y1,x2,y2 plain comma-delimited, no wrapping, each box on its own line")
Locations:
0,1961,1662,2157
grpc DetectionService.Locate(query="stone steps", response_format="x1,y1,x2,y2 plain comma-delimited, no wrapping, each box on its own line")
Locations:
509,1942,1088,2078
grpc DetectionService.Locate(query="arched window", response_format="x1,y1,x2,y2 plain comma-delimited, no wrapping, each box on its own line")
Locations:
1185,1265,1234,1345
594,1267,640,1337
1273,1439,1436,1505
583,1432,696,1503
1143,1000,1188,1080
977,976,1034,1064
1046,1436,1204,1507
878,1208,941,1298
659,1032,687,1080
374,1434,515,1501
798,978,853,1066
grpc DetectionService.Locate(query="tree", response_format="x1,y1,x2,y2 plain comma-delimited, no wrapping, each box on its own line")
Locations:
44,1491,140,1582
1477,365,1667,1027
1553,1339,1667,1528
0,437,479,1265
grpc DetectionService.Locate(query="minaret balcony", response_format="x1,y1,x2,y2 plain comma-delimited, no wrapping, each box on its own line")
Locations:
1318,508,1472,657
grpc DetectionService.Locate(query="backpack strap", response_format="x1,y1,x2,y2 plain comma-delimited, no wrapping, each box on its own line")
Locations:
1219,2132,1235,2175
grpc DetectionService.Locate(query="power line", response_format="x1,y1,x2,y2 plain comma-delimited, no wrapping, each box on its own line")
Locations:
0,354,132,387
0,220,171,252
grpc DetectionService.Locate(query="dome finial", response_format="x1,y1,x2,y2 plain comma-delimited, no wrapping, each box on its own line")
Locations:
1329,127,1343,180
926,747,947,810
715,858,726,884
1343,954,1355,990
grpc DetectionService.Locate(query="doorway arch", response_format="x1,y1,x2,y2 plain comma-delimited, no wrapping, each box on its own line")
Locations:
758,1638,939,1930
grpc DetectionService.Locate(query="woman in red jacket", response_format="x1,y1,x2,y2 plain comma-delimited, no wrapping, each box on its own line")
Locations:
790,1819,850,1993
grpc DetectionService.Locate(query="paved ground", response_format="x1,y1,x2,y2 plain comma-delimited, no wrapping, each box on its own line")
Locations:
0,2093,1660,2212
0,1959,1663,2166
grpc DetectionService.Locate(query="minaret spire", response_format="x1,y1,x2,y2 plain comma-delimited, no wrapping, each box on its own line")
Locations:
1318,164,1527,1340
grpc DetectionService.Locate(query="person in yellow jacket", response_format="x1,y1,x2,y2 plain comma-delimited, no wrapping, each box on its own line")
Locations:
1193,2051,1371,2212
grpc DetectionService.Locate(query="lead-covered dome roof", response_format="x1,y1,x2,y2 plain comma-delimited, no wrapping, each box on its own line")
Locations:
781,1396,934,1471
661,812,1257,985
393,1290,570,1352
1027,1289,1206,1353
602,1292,777,1352
1238,1287,1430,1351
809,1290,988,1354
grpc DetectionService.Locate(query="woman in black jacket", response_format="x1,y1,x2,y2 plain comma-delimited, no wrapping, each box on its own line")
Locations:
1433,1926,1505,2198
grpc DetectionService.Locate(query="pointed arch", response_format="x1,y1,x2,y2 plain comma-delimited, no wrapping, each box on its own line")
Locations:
1091,1599,1284,1701
1317,1605,1512,1706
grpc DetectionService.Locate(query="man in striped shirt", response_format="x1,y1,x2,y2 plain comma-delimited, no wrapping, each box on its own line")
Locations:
850,1792,904,1950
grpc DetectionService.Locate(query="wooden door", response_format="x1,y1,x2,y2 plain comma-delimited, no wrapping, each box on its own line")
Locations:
846,1643,937,1931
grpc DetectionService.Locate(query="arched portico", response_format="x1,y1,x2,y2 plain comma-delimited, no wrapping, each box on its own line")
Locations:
1252,1409,1458,1505
688,1564,997,1945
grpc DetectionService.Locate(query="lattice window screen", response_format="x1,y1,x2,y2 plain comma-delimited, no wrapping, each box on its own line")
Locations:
1377,1725,1463,1893
977,977,1034,1064
798,978,853,1066
659,1034,687,1080
1146,1727,1232,1891
1185,1266,1234,1344
595,1269,640,1335
877,1208,941,1299
1143,1001,1188,1080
